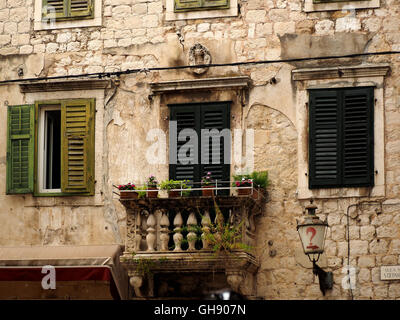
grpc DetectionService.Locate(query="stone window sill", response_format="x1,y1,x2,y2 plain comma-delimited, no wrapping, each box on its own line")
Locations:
304,0,380,12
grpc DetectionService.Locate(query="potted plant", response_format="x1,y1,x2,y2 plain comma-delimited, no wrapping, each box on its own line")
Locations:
201,172,215,197
232,175,253,196
250,171,269,200
118,183,138,200
146,175,159,198
160,179,191,198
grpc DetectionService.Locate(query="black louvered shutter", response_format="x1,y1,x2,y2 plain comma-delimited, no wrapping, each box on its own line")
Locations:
309,88,374,189
342,88,374,187
200,103,230,195
169,103,230,195
169,105,201,191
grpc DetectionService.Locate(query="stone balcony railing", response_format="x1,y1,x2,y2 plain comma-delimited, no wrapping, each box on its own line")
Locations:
118,186,266,299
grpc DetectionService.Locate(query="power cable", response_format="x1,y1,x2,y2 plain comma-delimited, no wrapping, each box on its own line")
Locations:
0,50,398,85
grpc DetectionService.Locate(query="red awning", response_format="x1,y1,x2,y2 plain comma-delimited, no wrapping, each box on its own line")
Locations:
0,245,128,300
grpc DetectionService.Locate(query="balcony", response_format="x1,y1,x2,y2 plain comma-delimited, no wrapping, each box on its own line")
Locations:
118,184,266,299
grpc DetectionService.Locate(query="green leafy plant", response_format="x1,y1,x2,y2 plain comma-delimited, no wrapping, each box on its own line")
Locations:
204,197,252,254
250,171,269,189
160,179,191,196
135,186,147,199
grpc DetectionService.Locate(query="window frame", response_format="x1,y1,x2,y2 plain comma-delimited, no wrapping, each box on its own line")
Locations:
34,99,95,197
34,0,102,31
292,64,388,200
37,104,62,194
168,102,231,195
304,0,379,12
308,87,375,189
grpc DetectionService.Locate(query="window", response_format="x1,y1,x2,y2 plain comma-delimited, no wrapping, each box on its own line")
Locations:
304,0,379,12
42,0,94,21
6,99,95,196
169,102,231,195
308,87,374,189
174,0,229,12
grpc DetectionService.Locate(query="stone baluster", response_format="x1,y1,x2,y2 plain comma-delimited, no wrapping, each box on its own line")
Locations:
134,210,142,251
187,211,198,251
173,211,183,251
146,210,156,251
159,211,170,251
201,210,211,250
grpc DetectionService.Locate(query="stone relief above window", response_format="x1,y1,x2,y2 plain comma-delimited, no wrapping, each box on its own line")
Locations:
304,0,380,12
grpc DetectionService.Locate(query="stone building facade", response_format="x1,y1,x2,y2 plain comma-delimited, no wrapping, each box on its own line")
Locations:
0,0,399,299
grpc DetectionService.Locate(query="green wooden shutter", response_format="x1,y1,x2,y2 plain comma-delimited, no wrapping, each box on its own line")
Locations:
69,0,93,18
175,0,202,11
61,99,95,195
309,90,341,189
6,105,34,194
342,87,374,187
202,0,229,9
42,0,93,20
175,0,229,11
42,0,67,19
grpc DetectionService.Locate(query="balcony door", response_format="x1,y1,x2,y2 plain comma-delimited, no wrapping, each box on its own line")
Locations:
169,102,231,195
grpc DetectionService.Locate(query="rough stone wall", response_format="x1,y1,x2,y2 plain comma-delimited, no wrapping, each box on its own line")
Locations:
0,0,399,299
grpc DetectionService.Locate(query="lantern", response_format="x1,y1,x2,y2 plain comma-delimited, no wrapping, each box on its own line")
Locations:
296,199,333,295
297,200,328,260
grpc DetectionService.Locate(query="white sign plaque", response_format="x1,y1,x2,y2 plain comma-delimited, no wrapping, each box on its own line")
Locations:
381,266,400,280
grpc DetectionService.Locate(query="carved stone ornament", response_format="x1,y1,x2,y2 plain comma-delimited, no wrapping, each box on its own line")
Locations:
188,43,212,75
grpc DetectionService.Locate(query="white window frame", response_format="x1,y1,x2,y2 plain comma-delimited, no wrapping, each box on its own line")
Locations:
34,0,102,31
38,105,62,194
292,64,389,199
304,0,380,12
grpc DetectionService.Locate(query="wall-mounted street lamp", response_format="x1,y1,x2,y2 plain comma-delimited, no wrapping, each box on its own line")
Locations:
297,200,333,295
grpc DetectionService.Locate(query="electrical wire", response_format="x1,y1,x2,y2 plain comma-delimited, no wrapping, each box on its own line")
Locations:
0,50,399,85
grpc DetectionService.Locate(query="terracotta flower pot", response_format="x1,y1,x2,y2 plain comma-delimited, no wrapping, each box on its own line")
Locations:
120,190,138,200
147,187,159,198
202,185,214,197
237,188,251,196
168,190,181,198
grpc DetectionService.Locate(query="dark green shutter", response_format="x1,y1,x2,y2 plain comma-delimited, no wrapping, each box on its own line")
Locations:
6,105,34,194
61,99,95,195
175,0,229,11
42,0,67,19
202,0,229,9
169,102,231,195
309,88,374,189
69,0,93,18
175,0,202,11
342,88,374,187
